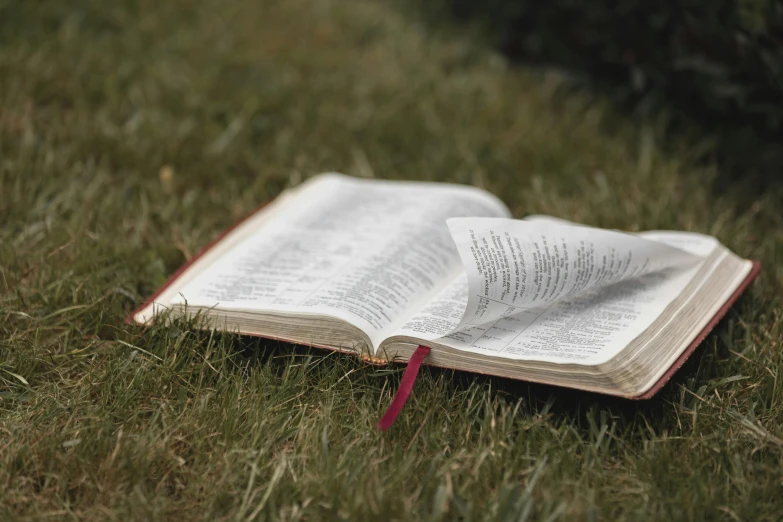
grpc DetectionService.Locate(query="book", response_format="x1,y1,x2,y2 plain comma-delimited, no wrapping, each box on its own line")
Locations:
130,173,760,402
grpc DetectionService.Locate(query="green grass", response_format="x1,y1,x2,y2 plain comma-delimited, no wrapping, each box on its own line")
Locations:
1,0,782,520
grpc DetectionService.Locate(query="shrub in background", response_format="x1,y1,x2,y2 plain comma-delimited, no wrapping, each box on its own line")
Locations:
446,0,783,190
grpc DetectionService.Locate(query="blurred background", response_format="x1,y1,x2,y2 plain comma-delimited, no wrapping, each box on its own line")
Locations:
444,0,783,195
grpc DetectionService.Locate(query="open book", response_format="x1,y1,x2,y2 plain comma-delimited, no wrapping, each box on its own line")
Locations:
130,173,760,399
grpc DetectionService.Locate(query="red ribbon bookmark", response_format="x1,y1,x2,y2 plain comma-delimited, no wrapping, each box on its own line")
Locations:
377,345,431,431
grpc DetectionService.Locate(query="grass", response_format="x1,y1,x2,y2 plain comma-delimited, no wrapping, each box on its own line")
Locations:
1,0,782,519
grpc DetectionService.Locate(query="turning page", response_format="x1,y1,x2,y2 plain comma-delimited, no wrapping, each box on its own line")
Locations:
448,218,701,329
391,217,715,364
163,175,510,350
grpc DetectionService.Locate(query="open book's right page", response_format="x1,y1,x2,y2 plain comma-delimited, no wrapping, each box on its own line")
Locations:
391,217,725,365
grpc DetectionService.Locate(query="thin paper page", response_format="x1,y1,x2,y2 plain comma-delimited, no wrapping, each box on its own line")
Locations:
392,219,724,365
392,260,719,364
391,218,722,363
170,174,510,350
440,261,713,363
524,215,721,258
392,272,470,342
447,217,702,329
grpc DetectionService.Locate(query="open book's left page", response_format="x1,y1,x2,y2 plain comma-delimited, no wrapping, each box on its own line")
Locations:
134,174,510,352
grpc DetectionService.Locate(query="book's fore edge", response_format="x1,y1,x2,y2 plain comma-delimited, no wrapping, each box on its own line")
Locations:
634,259,762,400
124,201,271,326
130,295,390,365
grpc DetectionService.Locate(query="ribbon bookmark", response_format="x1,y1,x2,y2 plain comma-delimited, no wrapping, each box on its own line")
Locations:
377,345,431,431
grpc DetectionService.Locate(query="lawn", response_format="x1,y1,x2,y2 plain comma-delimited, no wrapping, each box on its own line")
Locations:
1,0,782,520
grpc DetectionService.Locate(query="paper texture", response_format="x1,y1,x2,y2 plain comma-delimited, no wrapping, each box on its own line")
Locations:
394,217,717,364
171,174,510,349
447,218,701,329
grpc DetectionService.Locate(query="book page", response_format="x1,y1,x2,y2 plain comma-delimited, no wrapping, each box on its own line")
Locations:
170,174,510,350
390,272,470,341
448,218,701,329
392,218,717,364
437,263,709,364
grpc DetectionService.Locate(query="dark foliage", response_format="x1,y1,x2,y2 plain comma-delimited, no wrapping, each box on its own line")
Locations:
448,0,783,193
